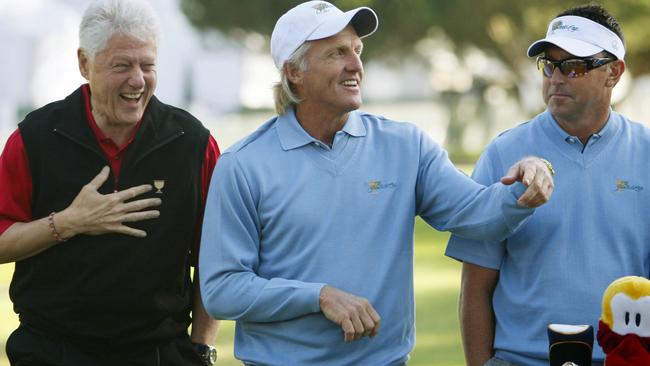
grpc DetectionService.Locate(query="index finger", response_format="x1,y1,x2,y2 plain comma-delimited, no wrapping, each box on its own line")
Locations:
519,164,537,187
114,184,154,202
367,306,381,337
370,319,381,338
368,306,381,323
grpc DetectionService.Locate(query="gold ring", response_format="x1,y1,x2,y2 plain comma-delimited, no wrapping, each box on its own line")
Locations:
540,158,555,176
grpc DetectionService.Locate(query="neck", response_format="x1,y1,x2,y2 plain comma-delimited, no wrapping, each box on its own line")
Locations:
93,112,138,147
552,105,610,145
295,105,350,145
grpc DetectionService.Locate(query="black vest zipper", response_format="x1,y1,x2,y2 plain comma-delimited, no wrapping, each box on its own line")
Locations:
53,127,117,188
132,130,185,167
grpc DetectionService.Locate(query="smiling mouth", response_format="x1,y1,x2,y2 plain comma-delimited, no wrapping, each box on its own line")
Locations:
341,80,358,87
121,92,143,103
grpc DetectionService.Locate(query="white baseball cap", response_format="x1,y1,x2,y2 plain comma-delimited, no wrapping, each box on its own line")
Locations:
527,15,625,60
270,1,378,69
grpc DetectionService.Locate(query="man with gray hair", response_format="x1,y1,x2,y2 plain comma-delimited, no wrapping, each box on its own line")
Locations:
0,0,219,364
199,1,554,365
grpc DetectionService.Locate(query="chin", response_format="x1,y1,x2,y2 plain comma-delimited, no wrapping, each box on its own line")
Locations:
345,99,362,111
118,113,144,125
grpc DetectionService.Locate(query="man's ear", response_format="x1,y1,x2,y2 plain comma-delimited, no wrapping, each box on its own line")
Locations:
606,59,625,88
78,49,90,81
285,62,303,86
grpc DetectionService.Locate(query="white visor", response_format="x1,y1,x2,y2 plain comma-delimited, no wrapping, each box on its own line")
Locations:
527,15,625,60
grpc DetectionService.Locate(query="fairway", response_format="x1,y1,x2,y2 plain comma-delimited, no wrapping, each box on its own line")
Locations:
0,219,464,366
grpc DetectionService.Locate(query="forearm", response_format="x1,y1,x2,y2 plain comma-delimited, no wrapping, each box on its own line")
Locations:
200,269,325,322
0,217,60,263
191,270,219,344
200,156,326,322
417,145,534,241
1,206,89,264
0,201,126,263
460,298,495,366
459,263,498,366
430,183,532,241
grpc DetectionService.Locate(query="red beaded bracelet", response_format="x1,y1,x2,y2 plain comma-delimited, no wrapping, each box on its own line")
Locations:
48,212,67,243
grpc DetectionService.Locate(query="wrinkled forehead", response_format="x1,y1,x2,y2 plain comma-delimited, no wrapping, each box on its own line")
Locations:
99,33,158,56
308,25,363,49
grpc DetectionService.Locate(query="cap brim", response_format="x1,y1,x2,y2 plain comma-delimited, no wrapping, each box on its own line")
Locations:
307,7,378,41
350,8,378,38
527,36,604,57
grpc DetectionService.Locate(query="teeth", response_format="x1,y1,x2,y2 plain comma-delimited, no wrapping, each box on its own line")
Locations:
122,93,142,99
342,80,357,86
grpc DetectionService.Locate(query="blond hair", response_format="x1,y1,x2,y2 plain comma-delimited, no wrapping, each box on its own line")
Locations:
273,42,311,115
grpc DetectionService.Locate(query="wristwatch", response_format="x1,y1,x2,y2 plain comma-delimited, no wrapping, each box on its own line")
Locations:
192,342,217,365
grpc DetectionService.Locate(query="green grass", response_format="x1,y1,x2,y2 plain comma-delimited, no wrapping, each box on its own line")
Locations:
0,219,464,366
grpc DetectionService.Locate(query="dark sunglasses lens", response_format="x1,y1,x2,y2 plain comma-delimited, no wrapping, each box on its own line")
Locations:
538,58,553,77
560,60,588,78
542,62,554,77
539,59,590,78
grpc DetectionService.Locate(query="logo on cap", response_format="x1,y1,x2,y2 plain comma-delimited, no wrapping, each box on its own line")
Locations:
551,21,579,33
312,2,333,14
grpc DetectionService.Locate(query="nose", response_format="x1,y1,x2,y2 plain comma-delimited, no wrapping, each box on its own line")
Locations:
128,66,145,89
549,66,566,84
346,52,363,74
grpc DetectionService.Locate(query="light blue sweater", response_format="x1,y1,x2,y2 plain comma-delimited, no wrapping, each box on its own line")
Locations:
200,108,534,366
446,110,650,366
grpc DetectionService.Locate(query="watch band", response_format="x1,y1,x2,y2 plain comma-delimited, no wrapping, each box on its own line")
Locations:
540,158,555,176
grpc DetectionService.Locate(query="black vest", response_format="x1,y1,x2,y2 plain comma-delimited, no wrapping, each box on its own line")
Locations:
13,87,210,345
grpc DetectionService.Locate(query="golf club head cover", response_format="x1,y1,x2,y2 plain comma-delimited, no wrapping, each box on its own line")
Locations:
548,323,593,366
597,276,650,366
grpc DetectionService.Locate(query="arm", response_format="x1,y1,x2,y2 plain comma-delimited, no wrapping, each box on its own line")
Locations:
416,133,553,241
190,136,220,345
200,154,325,322
459,262,499,366
191,269,219,344
0,166,161,263
199,155,379,341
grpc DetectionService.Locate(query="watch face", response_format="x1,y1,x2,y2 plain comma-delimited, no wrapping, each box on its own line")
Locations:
208,348,217,363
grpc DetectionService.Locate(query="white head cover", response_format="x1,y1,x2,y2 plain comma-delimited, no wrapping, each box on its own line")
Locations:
270,1,378,69
527,15,625,60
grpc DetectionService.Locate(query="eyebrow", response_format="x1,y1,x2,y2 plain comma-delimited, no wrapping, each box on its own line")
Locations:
328,41,364,52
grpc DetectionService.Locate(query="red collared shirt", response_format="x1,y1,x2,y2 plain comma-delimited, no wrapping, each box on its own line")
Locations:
81,84,142,183
0,86,220,245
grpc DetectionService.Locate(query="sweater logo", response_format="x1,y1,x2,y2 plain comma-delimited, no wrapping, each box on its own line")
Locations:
153,179,165,194
368,180,397,194
615,179,643,193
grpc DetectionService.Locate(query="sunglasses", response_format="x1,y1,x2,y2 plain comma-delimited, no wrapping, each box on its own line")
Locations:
536,56,616,78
